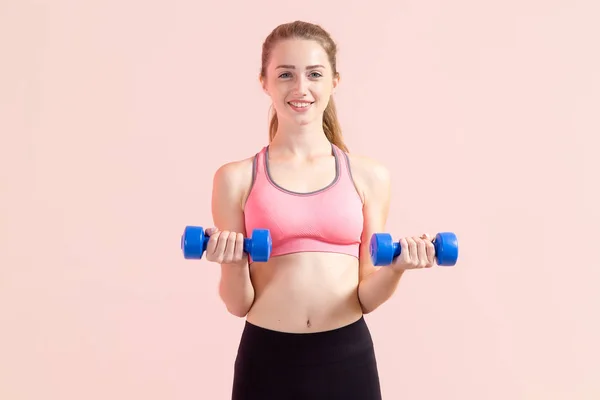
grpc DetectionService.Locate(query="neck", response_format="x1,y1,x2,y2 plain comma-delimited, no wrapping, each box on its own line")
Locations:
269,118,332,158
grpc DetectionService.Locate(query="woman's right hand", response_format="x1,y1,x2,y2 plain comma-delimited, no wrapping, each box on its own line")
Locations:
204,227,247,265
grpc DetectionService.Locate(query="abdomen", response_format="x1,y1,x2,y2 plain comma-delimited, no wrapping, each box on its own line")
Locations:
246,252,364,333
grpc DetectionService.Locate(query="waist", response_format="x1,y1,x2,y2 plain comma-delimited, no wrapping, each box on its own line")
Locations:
247,253,363,332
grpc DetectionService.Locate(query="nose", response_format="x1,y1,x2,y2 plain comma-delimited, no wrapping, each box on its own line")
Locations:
292,75,309,96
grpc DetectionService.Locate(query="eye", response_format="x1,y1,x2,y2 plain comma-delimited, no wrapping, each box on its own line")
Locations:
278,72,292,79
309,72,323,78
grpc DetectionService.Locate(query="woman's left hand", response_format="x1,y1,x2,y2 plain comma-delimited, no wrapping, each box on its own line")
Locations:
390,233,436,272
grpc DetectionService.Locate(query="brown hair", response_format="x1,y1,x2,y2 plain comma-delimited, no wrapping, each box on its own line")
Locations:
260,21,349,153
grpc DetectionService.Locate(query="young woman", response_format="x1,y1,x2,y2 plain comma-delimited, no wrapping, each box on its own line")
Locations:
205,20,436,400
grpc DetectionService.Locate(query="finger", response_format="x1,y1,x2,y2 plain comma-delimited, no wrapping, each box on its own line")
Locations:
233,232,245,261
414,236,429,268
205,227,218,236
215,230,230,261
398,237,410,264
205,230,221,256
424,234,436,266
223,232,237,263
419,233,435,267
406,237,419,267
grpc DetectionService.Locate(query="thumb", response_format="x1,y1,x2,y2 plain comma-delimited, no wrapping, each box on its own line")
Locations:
205,227,219,236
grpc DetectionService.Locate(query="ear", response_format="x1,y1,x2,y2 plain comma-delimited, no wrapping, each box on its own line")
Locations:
259,74,269,95
332,72,340,93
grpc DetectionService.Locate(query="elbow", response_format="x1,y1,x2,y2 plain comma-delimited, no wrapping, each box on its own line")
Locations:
357,284,380,315
226,304,250,318
360,302,376,315
358,292,386,314
217,270,254,318
218,289,252,318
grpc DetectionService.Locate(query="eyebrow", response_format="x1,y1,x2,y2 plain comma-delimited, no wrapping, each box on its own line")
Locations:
275,64,326,70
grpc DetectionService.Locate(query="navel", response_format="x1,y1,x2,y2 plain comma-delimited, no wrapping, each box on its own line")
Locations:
306,319,311,328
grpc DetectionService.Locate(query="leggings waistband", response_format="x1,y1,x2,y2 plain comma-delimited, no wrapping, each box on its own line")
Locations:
236,316,374,367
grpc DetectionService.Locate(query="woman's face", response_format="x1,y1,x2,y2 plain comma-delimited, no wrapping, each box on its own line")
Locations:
261,38,339,127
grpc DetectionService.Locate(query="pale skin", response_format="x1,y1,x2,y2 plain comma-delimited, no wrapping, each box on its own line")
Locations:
206,38,436,333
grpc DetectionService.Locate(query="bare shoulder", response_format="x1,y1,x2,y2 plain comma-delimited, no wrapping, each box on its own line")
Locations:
213,156,255,192
345,152,391,201
211,155,256,229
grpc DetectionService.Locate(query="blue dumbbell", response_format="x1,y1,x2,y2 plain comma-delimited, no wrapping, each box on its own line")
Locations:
369,232,458,267
181,226,272,262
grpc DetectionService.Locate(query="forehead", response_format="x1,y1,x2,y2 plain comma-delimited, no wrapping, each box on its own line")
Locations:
267,39,330,70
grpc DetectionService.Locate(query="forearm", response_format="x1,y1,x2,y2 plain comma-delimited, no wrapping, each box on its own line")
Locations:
358,267,404,314
218,262,255,317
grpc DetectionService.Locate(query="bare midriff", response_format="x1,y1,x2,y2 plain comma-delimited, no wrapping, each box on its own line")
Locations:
246,251,364,333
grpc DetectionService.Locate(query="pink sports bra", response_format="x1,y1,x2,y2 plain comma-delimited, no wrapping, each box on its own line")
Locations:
244,143,364,262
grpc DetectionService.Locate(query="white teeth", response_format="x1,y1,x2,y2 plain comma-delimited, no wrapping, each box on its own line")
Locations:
289,102,311,108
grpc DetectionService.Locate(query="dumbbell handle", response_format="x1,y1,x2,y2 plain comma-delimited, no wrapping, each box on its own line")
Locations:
387,239,442,259
194,234,257,255
388,241,403,259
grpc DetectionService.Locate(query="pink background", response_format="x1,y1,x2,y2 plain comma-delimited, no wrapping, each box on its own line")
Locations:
2,1,599,399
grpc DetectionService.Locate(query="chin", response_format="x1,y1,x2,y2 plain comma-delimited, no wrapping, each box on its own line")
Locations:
293,114,320,126
296,119,313,126
289,107,323,124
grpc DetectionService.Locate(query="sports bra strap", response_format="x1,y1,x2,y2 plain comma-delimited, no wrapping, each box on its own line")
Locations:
331,143,351,180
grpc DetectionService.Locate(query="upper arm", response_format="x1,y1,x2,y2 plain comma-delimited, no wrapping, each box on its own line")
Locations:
211,158,253,236
348,155,392,282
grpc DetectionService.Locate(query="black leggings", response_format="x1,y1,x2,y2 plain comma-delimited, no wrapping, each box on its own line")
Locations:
231,316,382,400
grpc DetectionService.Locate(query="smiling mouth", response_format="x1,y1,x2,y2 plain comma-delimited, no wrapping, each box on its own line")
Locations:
288,101,314,109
